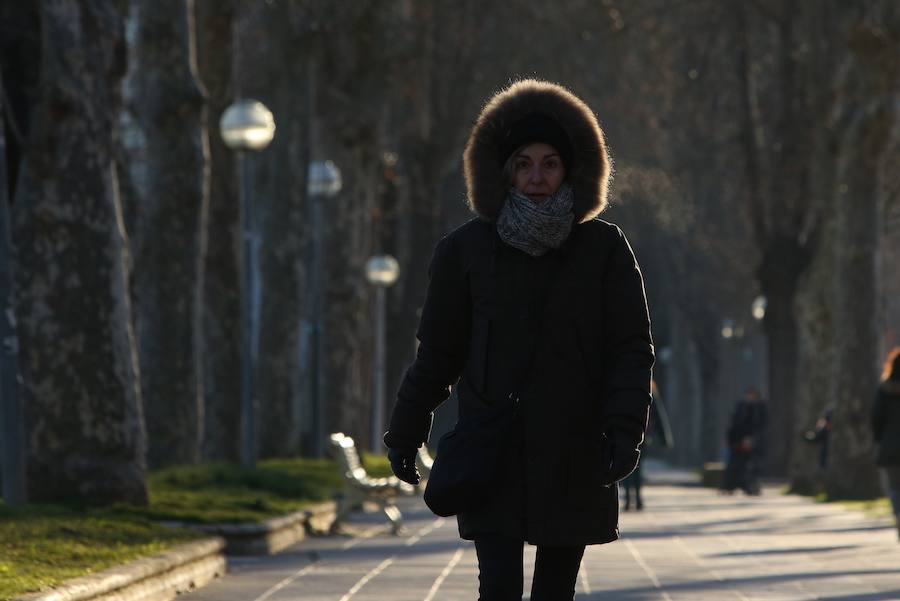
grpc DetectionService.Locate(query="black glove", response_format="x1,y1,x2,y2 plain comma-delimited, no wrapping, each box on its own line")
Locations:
601,432,641,486
387,447,420,485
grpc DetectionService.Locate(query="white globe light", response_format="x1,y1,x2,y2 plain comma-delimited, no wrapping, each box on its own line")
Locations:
220,99,276,151
365,255,400,286
721,318,735,339
308,160,343,197
751,295,767,321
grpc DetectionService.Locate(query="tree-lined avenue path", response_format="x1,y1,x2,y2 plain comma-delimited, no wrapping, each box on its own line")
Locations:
185,464,900,600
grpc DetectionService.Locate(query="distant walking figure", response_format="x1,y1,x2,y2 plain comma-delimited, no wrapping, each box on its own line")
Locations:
872,347,900,541
722,387,768,496
804,405,834,471
383,79,654,600
622,380,673,510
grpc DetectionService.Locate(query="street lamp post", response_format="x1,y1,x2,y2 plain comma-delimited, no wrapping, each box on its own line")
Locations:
220,99,275,467
750,294,769,399
365,255,399,453
307,161,341,457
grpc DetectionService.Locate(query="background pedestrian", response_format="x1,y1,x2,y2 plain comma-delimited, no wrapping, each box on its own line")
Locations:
721,387,768,496
872,346,900,541
622,380,673,511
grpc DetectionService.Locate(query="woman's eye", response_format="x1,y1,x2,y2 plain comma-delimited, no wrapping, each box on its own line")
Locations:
515,161,530,170
544,160,559,169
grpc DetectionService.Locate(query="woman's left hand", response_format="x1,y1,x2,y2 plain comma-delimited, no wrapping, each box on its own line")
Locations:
602,433,641,486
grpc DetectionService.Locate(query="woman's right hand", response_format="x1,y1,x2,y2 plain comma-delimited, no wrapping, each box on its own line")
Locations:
387,447,421,485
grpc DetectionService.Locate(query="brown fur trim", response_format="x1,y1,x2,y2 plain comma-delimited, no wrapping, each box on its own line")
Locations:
463,79,611,223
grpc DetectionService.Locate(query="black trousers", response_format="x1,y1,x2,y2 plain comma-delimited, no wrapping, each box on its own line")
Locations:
474,535,585,601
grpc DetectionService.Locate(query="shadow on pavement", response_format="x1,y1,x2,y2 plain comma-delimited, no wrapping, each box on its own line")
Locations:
708,544,858,557
576,568,900,600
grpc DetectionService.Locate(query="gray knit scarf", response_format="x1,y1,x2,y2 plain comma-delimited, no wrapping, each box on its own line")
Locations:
496,183,575,257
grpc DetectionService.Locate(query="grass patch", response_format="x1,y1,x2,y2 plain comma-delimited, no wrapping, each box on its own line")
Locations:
116,458,345,524
360,451,393,478
814,495,893,519
0,502,200,600
1,453,396,599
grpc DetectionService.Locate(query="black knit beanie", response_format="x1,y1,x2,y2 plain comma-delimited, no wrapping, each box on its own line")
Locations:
498,113,574,170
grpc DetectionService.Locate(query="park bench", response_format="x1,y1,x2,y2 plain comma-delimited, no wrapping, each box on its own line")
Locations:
328,432,415,534
416,446,433,479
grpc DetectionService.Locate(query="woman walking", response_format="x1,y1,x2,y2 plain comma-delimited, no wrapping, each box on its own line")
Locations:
383,79,654,600
872,347,900,541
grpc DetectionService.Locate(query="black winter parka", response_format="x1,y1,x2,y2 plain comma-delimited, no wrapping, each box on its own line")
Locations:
386,217,653,545
385,80,654,546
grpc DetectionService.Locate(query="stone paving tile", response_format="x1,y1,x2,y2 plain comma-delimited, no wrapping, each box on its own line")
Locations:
185,471,900,601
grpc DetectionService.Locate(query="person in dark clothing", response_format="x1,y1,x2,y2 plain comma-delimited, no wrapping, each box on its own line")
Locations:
804,406,834,470
622,380,673,510
721,387,768,496
382,80,654,601
872,347,900,541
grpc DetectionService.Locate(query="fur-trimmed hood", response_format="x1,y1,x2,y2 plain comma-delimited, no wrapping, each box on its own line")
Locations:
463,79,611,223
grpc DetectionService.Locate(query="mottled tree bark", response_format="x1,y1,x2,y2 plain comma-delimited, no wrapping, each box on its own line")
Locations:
132,0,209,467
788,3,845,493
195,0,242,462
791,215,838,494
0,2,40,506
0,72,27,506
826,7,899,499
11,0,147,504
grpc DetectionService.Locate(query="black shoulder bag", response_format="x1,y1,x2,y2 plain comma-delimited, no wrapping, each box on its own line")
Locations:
422,391,519,517
423,251,562,517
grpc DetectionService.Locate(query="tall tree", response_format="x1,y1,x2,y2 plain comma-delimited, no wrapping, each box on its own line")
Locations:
0,71,26,506
734,2,828,475
195,0,242,462
825,1,900,499
0,0,40,506
132,0,209,467
11,0,146,504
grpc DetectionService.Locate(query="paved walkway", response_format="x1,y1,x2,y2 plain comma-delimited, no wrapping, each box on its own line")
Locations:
185,466,900,600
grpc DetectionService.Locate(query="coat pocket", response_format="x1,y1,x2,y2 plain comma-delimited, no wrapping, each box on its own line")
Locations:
566,433,611,512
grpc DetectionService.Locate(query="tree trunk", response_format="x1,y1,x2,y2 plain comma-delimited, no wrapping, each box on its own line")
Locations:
0,73,27,506
825,11,899,498
132,0,209,468
826,112,887,498
194,0,242,463
790,213,838,494
788,3,843,491
759,276,801,476
12,0,147,504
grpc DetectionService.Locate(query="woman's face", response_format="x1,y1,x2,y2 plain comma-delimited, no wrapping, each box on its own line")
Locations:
511,142,566,203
